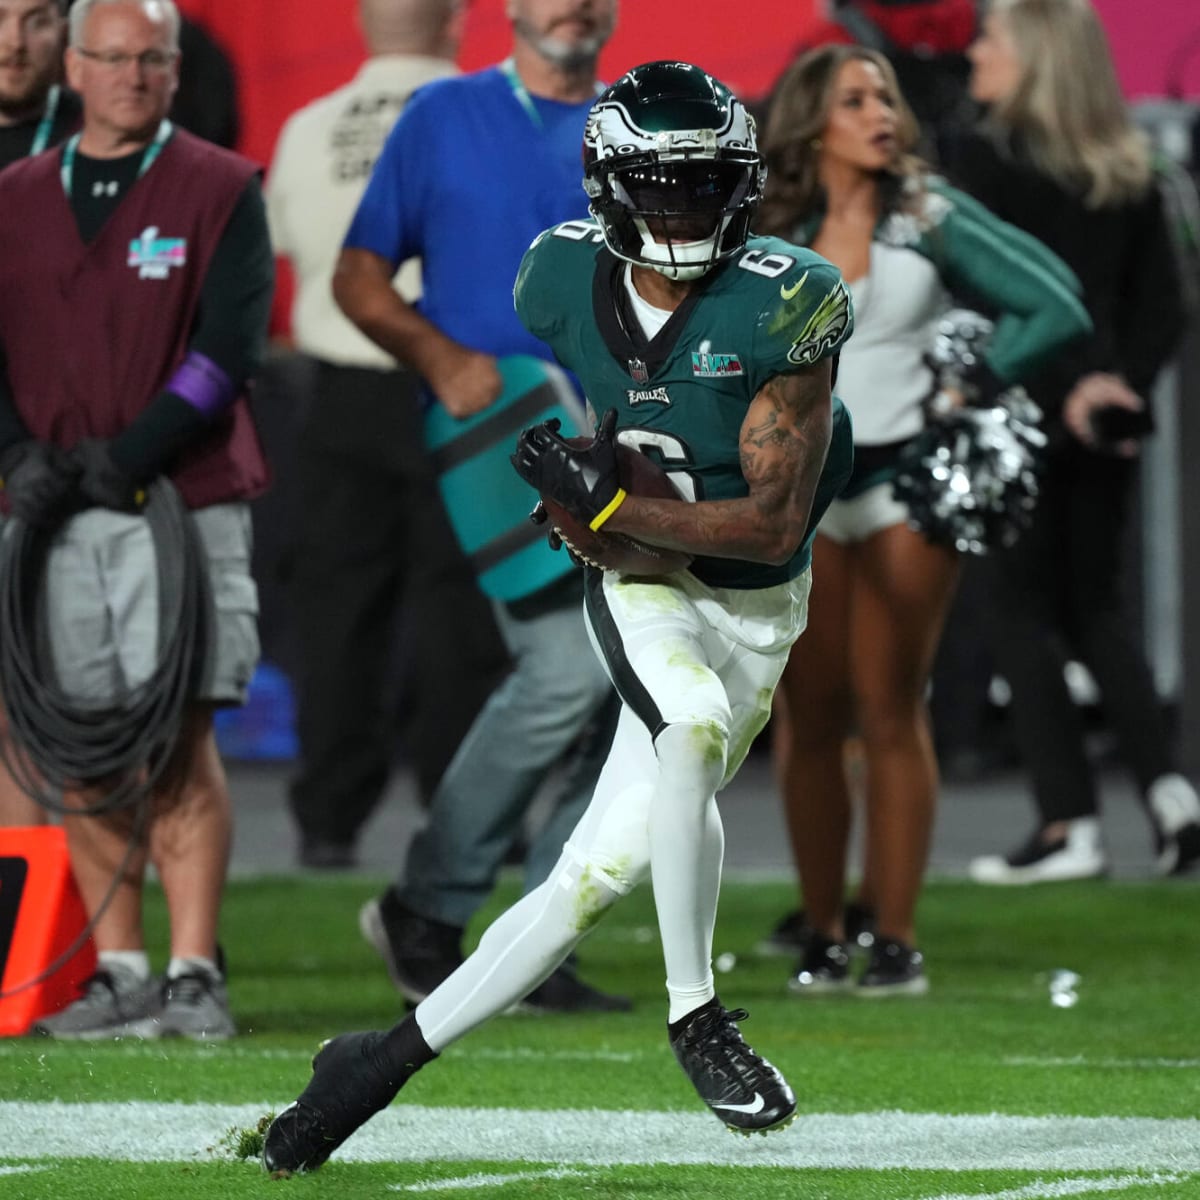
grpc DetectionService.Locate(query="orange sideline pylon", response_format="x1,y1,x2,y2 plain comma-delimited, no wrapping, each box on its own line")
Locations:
0,826,96,1036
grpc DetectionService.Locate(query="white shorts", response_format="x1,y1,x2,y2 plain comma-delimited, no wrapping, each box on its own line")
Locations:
583,566,811,789
818,481,909,545
41,502,259,706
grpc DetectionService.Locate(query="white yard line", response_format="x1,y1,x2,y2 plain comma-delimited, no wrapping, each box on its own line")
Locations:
9,1045,1198,1071
1003,1056,1200,1071
389,1168,593,1192
0,1043,641,1065
2,1103,1200,1172
0,1042,308,1062
924,1174,1188,1200
466,1047,641,1064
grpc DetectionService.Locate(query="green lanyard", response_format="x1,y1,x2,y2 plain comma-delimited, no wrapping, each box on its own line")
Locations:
29,84,60,156
499,58,604,131
59,118,173,197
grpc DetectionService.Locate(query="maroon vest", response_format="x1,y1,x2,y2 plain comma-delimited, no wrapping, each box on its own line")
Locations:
0,128,269,508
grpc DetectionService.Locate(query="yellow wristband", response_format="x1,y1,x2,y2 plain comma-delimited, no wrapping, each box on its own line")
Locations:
588,487,627,531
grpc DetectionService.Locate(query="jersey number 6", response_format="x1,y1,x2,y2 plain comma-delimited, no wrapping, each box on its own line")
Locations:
616,429,699,503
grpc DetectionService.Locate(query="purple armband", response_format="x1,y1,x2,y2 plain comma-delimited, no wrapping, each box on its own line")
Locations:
166,351,235,418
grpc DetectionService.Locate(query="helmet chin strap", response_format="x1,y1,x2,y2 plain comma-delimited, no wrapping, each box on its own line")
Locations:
632,219,717,281
648,260,711,282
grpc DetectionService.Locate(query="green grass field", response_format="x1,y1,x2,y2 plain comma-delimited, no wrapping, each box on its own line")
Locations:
2,874,1198,1199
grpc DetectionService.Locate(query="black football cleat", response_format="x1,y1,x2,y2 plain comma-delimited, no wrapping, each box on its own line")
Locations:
262,1032,407,1174
669,1001,796,1135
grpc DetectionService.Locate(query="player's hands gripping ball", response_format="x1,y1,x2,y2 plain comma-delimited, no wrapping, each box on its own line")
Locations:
511,408,626,530
529,500,588,567
514,412,693,577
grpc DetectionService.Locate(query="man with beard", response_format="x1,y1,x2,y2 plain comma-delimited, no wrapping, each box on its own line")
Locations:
333,0,629,1015
0,0,78,167
267,0,511,873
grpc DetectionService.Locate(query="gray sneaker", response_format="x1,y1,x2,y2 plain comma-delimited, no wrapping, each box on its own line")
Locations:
127,969,236,1041
30,965,161,1040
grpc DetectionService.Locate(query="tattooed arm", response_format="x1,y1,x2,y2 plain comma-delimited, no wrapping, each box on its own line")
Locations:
603,359,834,566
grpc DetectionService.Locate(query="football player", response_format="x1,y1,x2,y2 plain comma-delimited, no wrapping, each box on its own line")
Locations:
264,60,854,1173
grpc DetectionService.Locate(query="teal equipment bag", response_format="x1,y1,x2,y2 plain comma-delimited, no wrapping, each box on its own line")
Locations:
422,354,589,601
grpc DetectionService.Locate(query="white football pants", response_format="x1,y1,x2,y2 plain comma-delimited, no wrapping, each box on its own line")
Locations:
414,567,810,1046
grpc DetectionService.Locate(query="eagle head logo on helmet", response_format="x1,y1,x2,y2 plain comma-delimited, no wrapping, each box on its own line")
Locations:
582,61,765,282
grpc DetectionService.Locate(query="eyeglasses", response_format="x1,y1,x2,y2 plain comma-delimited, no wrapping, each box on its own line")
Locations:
75,47,177,73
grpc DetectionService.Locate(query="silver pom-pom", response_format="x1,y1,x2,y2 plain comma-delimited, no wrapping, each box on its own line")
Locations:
893,310,1046,555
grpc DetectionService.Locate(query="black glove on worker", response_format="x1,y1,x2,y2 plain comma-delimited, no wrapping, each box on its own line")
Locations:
0,440,82,528
511,408,625,530
71,438,146,512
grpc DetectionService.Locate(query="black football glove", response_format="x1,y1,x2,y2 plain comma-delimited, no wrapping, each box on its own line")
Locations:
71,439,146,512
510,409,625,529
0,440,82,528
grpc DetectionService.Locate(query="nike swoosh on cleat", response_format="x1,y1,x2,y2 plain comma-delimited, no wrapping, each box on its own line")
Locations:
712,1093,766,1114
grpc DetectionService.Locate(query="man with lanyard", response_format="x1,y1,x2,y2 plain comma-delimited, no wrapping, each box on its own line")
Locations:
266,0,511,872
0,0,79,169
0,0,273,1040
336,0,629,1014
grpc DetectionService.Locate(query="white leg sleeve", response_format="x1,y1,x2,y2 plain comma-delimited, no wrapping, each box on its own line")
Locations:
649,721,728,1023
415,708,656,1051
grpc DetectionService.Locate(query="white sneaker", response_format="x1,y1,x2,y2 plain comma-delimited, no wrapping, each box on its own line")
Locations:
969,817,1109,884
1147,775,1200,876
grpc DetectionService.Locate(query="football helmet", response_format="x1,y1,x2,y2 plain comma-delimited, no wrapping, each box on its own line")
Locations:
583,61,764,281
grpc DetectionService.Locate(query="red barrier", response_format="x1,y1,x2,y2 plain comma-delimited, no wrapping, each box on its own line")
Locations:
174,0,818,171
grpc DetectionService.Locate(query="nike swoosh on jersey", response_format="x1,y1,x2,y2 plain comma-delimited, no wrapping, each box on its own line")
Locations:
780,272,808,301
712,1093,766,1114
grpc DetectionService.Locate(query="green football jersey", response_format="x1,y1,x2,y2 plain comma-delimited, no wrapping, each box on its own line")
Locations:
515,219,855,589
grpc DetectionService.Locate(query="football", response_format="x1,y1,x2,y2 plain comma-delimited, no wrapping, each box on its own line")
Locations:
541,441,694,577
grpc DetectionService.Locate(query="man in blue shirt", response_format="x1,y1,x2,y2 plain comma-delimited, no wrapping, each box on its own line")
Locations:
334,0,626,1014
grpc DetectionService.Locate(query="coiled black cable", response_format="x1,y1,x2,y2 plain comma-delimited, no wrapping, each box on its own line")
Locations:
0,479,213,1002
0,477,211,814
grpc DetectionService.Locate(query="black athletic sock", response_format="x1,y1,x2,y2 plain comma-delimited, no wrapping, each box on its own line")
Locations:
378,1013,438,1079
668,995,722,1038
